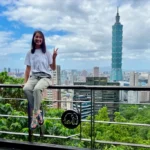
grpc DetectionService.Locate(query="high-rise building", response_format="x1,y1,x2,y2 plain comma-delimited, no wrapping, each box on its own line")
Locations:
93,67,99,77
45,65,61,108
73,77,120,120
8,68,11,72
81,70,88,77
4,68,7,72
110,8,123,81
61,70,67,85
128,72,150,103
129,72,139,86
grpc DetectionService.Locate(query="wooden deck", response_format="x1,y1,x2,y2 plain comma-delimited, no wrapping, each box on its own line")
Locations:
0,138,91,150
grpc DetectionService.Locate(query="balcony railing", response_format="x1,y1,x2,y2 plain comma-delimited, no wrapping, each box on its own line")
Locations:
0,84,150,150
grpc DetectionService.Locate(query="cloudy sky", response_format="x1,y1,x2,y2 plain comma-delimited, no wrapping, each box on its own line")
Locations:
0,0,150,71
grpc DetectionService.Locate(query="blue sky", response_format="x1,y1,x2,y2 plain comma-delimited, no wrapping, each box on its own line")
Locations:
0,0,150,72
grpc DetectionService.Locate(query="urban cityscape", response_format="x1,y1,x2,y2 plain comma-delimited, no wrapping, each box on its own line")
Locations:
1,8,150,119
0,0,150,149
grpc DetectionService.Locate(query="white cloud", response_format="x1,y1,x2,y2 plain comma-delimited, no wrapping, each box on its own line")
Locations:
0,32,32,54
0,0,150,69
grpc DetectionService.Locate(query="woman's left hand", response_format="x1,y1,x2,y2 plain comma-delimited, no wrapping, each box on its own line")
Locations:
53,48,58,59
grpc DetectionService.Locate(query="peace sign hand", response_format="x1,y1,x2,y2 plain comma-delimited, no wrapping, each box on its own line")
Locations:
53,48,58,59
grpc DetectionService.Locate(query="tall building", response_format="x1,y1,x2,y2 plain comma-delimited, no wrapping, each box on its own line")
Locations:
129,72,139,86
4,68,7,72
128,72,150,103
93,67,99,77
73,95,91,119
61,70,67,85
45,65,61,108
8,68,11,72
110,8,123,81
73,77,120,120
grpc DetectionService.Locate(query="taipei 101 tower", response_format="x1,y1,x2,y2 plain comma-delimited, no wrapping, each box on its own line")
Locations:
110,8,123,81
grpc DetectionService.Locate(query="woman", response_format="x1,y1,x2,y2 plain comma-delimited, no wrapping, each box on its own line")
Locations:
23,30,58,129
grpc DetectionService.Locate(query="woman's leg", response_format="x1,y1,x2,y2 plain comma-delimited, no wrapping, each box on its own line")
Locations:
33,78,52,124
33,78,52,111
23,76,38,109
23,76,39,129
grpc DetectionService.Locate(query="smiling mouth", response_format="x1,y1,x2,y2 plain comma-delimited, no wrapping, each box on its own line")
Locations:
35,40,42,44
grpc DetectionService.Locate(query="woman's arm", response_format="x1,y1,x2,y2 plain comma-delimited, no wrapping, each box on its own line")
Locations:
24,65,31,83
50,48,58,71
50,58,56,70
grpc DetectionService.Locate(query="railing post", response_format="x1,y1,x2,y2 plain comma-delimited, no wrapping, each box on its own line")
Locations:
40,106,44,137
93,90,95,149
90,89,94,149
79,101,82,140
27,102,33,142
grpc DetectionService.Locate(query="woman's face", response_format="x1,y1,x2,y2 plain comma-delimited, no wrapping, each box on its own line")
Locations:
34,32,43,46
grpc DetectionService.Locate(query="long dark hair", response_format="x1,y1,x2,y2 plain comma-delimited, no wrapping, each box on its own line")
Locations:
31,30,46,54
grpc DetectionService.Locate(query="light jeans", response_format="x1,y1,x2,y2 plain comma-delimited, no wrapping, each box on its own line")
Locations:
23,75,52,111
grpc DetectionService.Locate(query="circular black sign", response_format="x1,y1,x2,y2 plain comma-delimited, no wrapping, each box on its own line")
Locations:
61,110,81,129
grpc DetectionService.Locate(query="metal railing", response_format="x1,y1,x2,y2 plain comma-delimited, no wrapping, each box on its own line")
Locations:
1,84,150,149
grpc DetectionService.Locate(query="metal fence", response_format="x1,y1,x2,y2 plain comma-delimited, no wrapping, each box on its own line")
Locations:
1,84,150,149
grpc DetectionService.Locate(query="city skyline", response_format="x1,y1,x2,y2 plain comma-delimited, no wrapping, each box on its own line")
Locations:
0,0,150,71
